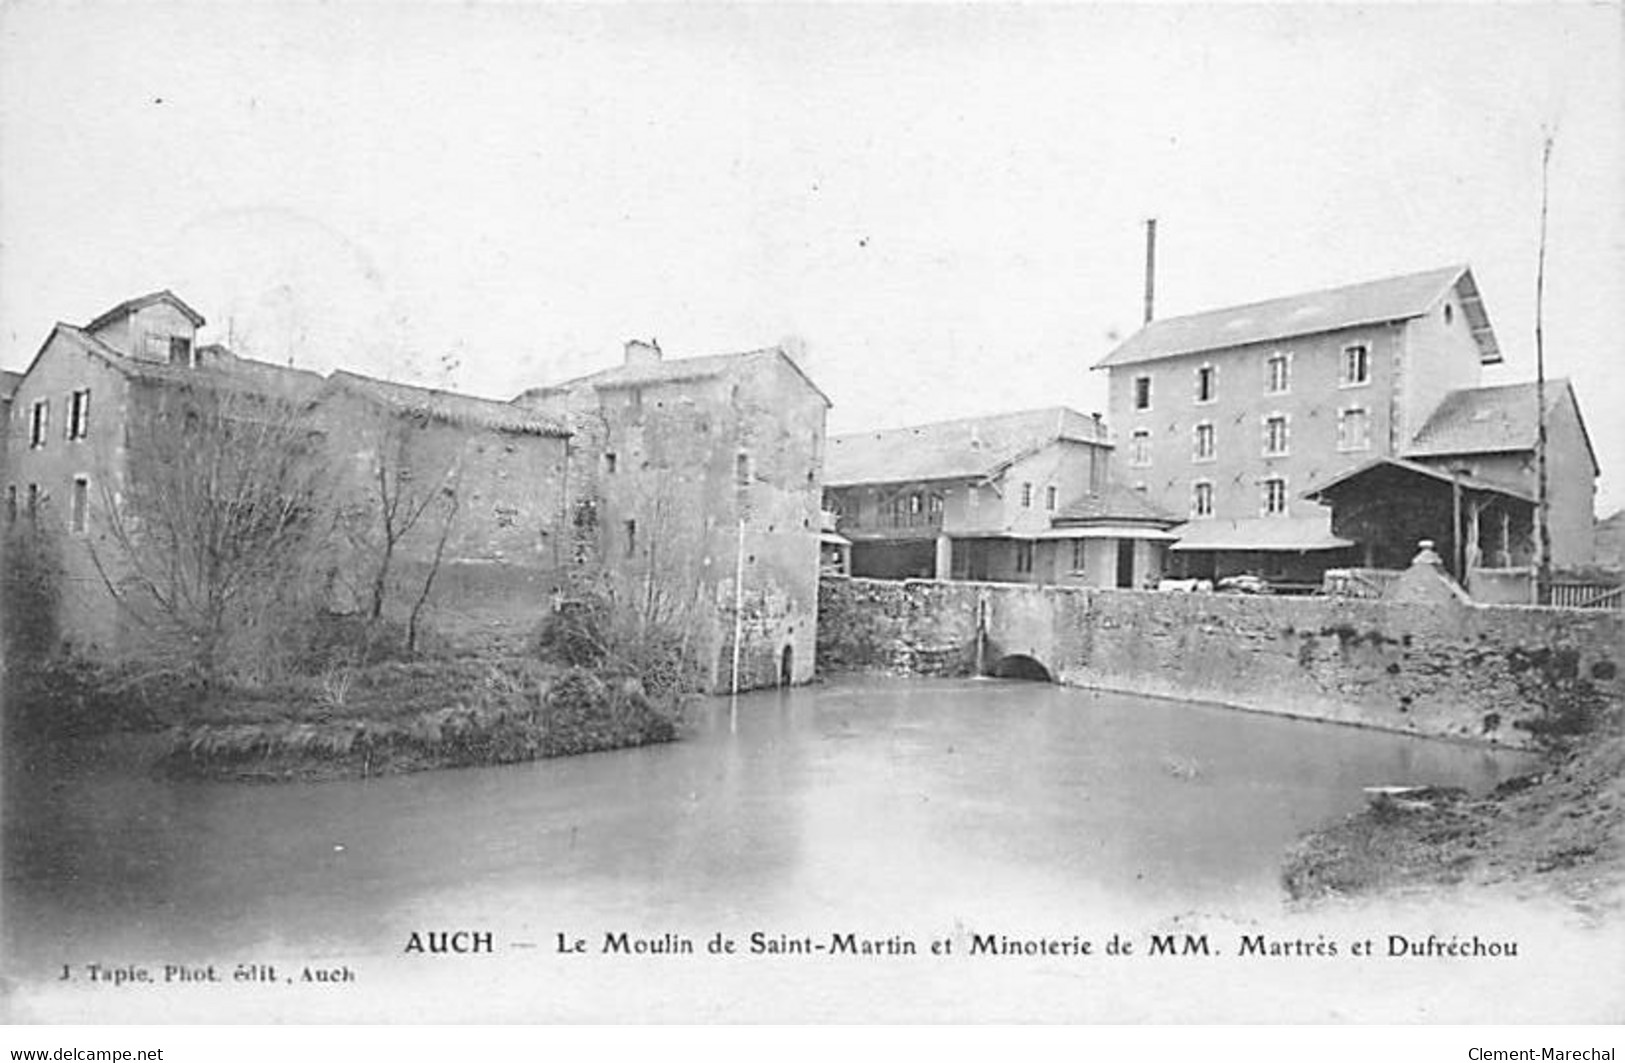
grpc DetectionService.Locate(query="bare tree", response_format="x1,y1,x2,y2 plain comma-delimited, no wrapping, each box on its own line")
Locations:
341,413,464,650
92,385,333,687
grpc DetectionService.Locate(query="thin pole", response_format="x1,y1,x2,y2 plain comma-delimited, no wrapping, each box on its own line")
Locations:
1143,218,1158,325
731,517,745,698
1533,133,1554,602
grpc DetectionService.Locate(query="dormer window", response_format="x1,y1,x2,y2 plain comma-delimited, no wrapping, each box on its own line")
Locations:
169,337,193,366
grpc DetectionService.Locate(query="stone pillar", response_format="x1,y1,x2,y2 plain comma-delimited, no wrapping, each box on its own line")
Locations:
935,534,953,581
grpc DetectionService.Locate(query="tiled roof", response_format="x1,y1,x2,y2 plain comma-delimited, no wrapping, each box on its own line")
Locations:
1405,379,1584,461
1053,480,1178,525
84,289,206,332
1302,455,1536,504
1094,264,1500,368
60,325,327,401
521,347,832,407
825,407,1104,486
327,370,569,437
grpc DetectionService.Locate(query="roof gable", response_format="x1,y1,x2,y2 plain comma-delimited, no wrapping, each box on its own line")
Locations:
84,290,206,333
1094,264,1500,369
825,407,1103,487
519,346,831,408
1404,378,1598,476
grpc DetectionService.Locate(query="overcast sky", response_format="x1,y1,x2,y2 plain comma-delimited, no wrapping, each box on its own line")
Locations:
2,3,1619,509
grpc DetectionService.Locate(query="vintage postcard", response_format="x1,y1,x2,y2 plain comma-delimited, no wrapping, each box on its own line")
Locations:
1,2,1620,1028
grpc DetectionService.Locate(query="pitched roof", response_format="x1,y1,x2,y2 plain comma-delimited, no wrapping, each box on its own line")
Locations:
521,346,832,407
1169,515,1355,552
327,370,569,437
84,290,206,333
1302,455,1537,504
1053,480,1178,525
1094,264,1500,369
1404,379,1598,476
825,407,1104,487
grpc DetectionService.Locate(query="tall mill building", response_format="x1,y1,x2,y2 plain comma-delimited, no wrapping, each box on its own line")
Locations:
1093,264,1597,583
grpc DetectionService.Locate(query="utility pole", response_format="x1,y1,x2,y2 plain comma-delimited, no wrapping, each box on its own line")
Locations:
1533,132,1554,603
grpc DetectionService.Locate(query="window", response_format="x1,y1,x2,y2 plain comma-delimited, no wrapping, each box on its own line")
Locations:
1195,365,1216,403
5,485,14,525
1133,375,1153,411
169,336,193,366
1045,485,1057,511
1021,482,1033,508
1444,303,1454,326
735,452,751,486
1193,422,1215,462
1264,414,1289,456
1337,407,1371,452
1263,476,1288,516
929,493,944,518
1072,539,1088,571
69,389,91,440
71,476,88,533
30,399,49,449
1129,429,1152,467
1016,541,1034,574
624,519,637,557
604,452,617,474
1340,343,1370,386
27,483,40,519
1191,481,1214,518
1266,352,1291,394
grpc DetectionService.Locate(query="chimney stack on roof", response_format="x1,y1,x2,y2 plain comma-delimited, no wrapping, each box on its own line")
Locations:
624,338,662,367
1143,217,1157,325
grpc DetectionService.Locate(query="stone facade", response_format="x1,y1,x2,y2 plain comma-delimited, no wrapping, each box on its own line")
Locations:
516,340,829,690
308,372,573,629
819,573,1622,749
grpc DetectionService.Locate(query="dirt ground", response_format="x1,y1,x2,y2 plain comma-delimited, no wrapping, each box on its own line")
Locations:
1283,731,1625,920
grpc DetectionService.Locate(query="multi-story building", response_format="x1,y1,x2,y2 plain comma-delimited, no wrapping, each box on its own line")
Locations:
2,291,324,654
1094,265,1516,583
515,339,829,689
823,407,1176,588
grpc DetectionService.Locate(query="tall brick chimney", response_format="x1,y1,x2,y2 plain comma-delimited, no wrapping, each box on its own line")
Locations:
624,338,662,367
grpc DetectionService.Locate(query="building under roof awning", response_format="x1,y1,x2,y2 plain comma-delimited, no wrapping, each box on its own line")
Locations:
1037,525,1180,541
1170,516,1354,552
1302,456,1535,504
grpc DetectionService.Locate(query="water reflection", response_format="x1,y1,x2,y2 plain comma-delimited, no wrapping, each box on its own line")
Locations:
4,676,1533,986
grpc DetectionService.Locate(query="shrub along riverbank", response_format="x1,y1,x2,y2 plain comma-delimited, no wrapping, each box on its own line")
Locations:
163,658,679,781
5,590,701,782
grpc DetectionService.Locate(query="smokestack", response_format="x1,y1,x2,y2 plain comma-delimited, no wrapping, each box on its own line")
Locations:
1143,217,1157,325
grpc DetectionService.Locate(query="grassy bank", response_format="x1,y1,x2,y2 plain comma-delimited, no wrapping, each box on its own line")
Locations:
160,658,679,781
1282,731,1625,913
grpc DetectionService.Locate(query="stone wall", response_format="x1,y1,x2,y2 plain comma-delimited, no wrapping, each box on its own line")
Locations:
818,575,1622,748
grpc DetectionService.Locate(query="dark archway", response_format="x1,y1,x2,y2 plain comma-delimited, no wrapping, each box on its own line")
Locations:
989,654,1053,682
780,645,795,687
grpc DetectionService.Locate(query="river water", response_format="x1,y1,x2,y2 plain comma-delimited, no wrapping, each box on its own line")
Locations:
9,675,1608,1022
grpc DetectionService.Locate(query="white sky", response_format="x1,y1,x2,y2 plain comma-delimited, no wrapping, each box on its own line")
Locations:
2,3,1620,509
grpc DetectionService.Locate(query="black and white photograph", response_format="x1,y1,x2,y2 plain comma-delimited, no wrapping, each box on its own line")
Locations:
1,1,1621,1036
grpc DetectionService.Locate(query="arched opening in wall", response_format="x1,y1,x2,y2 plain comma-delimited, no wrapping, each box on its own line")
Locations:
990,654,1052,682
779,645,794,687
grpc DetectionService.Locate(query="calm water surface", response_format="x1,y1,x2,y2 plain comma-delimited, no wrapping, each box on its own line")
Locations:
2,676,1542,1020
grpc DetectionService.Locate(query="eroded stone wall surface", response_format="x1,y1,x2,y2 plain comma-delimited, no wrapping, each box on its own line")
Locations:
818,575,1622,747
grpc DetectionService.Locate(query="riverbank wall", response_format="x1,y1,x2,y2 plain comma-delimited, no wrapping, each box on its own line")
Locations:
817,575,1622,748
